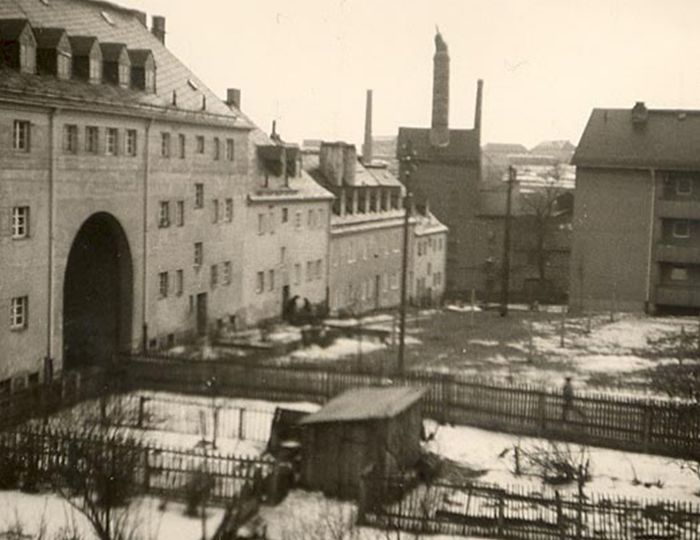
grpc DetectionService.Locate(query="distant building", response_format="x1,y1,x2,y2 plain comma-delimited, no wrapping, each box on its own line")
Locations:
571,102,700,313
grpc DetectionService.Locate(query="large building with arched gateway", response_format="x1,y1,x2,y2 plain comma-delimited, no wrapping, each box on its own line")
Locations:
0,0,332,388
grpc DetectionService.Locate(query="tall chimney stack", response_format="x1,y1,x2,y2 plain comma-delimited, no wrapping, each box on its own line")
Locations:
226,88,241,110
362,89,373,165
151,16,166,44
430,29,450,147
474,79,483,133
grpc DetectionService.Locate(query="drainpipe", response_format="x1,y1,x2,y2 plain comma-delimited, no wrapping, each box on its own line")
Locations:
46,107,58,380
142,118,153,353
645,169,657,313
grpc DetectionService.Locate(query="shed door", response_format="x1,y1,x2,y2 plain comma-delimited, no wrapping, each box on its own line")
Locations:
338,427,368,499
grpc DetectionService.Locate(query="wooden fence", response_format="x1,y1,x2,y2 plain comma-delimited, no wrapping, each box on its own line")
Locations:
361,477,700,540
122,355,700,460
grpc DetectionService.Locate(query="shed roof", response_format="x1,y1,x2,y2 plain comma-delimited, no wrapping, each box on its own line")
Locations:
300,386,426,425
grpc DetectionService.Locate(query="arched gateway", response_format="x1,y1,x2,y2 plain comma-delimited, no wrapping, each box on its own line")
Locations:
63,212,133,370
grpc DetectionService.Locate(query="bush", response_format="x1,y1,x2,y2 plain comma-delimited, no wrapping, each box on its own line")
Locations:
185,469,214,517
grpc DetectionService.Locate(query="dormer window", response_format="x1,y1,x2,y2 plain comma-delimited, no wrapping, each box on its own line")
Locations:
100,42,130,88
89,58,100,81
69,35,101,84
19,41,36,73
0,19,37,74
35,27,72,80
57,51,70,78
128,49,155,93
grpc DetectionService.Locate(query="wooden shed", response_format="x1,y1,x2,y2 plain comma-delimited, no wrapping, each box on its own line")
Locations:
299,386,426,499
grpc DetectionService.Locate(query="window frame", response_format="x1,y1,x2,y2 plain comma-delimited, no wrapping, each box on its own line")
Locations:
196,135,205,154
175,269,184,296
106,128,118,156
126,129,138,157
178,133,186,159
673,219,691,239
194,183,204,209
85,126,99,154
176,200,185,227
158,272,169,299
11,206,30,239
158,201,170,228
10,296,28,330
13,120,30,152
226,138,234,161
676,177,693,196
213,137,220,161
161,132,171,158
194,242,203,267
225,198,233,222
256,271,264,293
63,124,78,154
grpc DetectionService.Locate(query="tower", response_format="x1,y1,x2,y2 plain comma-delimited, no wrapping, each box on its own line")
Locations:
430,29,450,147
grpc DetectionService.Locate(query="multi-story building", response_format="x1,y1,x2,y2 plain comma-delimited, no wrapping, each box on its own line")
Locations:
409,211,448,306
397,31,483,298
571,102,700,312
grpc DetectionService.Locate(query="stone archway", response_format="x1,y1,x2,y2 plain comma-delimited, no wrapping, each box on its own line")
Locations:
63,212,133,370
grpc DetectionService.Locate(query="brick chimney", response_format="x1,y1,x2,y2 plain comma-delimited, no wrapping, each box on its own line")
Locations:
430,29,450,147
319,142,356,186
474,79,484,133
226,88,241,110
151,15,166,44
362,89,373,165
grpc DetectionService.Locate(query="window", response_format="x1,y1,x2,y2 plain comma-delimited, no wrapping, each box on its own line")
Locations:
85,126,99,153
12,207,29,239
118,63,129,86
308,209,314,228
268,210,275,234
318,208,324,226
195,184,204,209
225,198,233,222
213,137,220,160
158,272,169,298
306,261,313,282
196,136,205,154
295,212,301,230
282,208,288,223
13,120,30,152
106,128,118,155
315,260,322,280
19,42,36,73
212,199,219,223
223,262,232,285
677,177,692,196
176,200,185,227
256,271,264,293
63,124,78,154
89,58,101,82
10,296,28,330
158,201,170,228
176,269,184,296
294,263,301,285
210,264,218,288
670,267,689,281
161,132,171,158
226,138,234,161
258,213,265,235
673,220,691,238
126,129,137,156
268,269,275,291
194,242,203,267
178,134,186,158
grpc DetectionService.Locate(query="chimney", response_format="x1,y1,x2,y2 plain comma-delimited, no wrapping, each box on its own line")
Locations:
319,142,356,186
151,15,166,44
226,88,241,110
631,101,648,127
132,10,147,27
342,144,357,185
430,29,450,147
474,79,484,133
362,89,373,165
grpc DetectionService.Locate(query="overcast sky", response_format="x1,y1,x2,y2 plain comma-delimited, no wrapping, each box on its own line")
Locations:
118,0,700,149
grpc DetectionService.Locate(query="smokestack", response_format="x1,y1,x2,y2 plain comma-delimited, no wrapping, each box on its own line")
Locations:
474,79,483,133
151,15,166,44
362,89,373,165
226,88,241,110
430,29,450,147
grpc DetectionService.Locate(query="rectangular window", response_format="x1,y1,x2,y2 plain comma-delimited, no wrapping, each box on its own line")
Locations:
316,260,322,280
196,135,205,154
294,263,301,285
126,129,137,156
280,246,286,263
89,59,100,81
63,124,78,154
306,261,313,282
176,200,185,227
223,261,232,285
256,271,264,293
158,201,170,228
268,269,275,291
106,128,118,155
212,199,219,223
13,120,30,152
12,206,29,239
85,126,99,154
258,213,265,235
10,296,28,330
158,272,169,299
176,269,184,296
673,220,691,238
194,242,203,267
295,212,301,230
226,138,234,161
308,209,313,228
213,137,220,160
225,198,233,222
195,184,204,209
670,267,689,281
210,264,218,289
282,208,288,223
178,134,186,159
318,208,324,226
677,177,692,196
161,132,171,158
268,210,275,234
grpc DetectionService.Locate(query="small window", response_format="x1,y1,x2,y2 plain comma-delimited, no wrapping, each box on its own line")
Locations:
295,211,301,230
106,128,118,155
673,220,691,238
63,124,78,154
306,261,313,282
195,184,204,209
268,210,275,234
161,132,171,158
268,269,274,291
258,213,265,235
294,263,301,285
194,242,203,267
126,129,137,156
13,120,30,152
158,201,170,228
196,136,205,154
212,199,219,223
282,208,288,223
308,209,314,228
176,200,185,227
226,139,234,161
315,260,322,280
677,177,692,196
12,206,30,239
280,247,286,263
178,134,186,159
158,272,169,298
85,126,99,153
670,267,689,281
256,271,264,293
210,264,218,289
223,261,232,285
10,296,28,330
213,137,220,161
101,10,115,25
176,269,184,296
89,58,101,82
225,198,233,222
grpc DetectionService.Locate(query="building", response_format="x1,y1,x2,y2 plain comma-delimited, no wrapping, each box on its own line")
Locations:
242,124,333,325
410,211,448,306
299,386,426,499
397,31,483,298
571,102,700,313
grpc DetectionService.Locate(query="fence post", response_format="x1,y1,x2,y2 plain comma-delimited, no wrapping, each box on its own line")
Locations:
137,396,147,429
238,408,245,440
497,491,505,537
642,404,653,451
555,491,564,540
357,471,368,525
143,447,150,491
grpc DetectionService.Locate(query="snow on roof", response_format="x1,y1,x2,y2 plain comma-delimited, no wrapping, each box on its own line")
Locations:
299,386,426,425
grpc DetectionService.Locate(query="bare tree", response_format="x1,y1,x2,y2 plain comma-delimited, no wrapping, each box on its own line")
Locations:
644,329,700,402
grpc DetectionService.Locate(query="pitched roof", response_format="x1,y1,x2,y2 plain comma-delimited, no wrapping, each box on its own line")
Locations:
483,142,529,155
33,27,67,49
0,18,30,40
397,127,480,162
299,386,426,425
99,41,127,61
127,48,152,65
573,108,700,169
0,0,251,127
68,35,99,55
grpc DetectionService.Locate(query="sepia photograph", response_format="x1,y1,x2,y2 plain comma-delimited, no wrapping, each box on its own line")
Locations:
1,0,700,538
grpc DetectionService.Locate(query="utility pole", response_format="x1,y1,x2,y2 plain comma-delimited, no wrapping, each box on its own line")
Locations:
500,166,516,317
398,142,417,373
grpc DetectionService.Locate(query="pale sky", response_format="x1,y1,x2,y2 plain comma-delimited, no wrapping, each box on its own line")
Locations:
118,0,700,149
